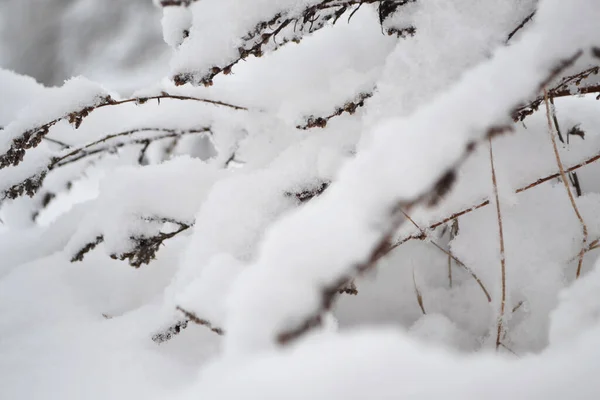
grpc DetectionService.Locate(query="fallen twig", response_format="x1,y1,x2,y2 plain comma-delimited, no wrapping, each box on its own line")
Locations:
544,90,588,278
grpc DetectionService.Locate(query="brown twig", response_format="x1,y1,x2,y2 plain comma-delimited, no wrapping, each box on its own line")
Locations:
448,218,459,288
176,306,224,335
514,65,599,122
412,269,426,315
543,90,588,278
499,342,519,357
71,235,105,262
506,11,535,43
489,138,507,350
401,210,491,302
275,129,505,345
512,300,524,314
173,0,416,86
43,137,71,149
296,91,373,130
152,319,189,343
286,182,330,203
69,180,332,268
2,128,211,201
51,127,211,169
159,0,198,6
0,94,245,173
111,223,192,268
392,148,600,249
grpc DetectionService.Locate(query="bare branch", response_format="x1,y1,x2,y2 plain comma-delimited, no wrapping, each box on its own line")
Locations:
296,92,373,130
111,222,192,268
173,1,416,86
273,51,583,345
514,65,599,122
286,182,330,203
412,269,426,315
543,90,588,278
0,94,245,175
71,236,105,262
51,127,211,169
393,144,600,249
152,320,189,343
506,11,535,43
176,306,224,335
401,209,491,302
489,138,507,350
159,0,199,6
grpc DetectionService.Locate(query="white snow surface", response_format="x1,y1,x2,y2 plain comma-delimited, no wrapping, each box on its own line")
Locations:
1,0,600,399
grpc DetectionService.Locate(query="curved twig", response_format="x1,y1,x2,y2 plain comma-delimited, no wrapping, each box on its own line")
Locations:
489,138,507,350
176,306,224,335
543,90,588,278
0,94,246,172
514,66,600,122
51,127,211,169
392,147,600,249
173,0,416,86
401,210,492,302
296,91,373,129
506,11,535,43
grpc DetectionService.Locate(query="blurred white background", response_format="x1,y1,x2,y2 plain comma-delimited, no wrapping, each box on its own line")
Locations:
0,0,169,93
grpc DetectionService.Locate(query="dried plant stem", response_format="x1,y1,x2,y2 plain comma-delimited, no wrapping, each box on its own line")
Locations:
412,269,426,315
392,148,600,249
499,342,519,357
506,11,535,43
448,219,459,288
489,138,506,351
543,90,588,279
176,306,224,335
51,127,211,169
401,210,491,302
447,252,453,288
512,300,525,314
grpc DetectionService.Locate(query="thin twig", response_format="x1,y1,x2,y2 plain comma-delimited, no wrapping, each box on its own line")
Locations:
499,342,520,357
512,300,524,314
176,306,225,335
514,65,599,122
549,97,564,143
506,11,535,43
152,319,189,343
447,246,453,288
448,218,459,288
159,0,199,6
544,90,588,279
107,94,247,110
392,148,600,249
43,137,72,149
401,210,492,302
412,269,426,315
51,127,211,169
0,94,244,171
296,91,373,129
173,0,416,86
489,138,507,351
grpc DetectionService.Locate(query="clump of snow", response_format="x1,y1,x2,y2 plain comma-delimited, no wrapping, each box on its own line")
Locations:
0,68,47,127
550,258,600,346
161,6,192,48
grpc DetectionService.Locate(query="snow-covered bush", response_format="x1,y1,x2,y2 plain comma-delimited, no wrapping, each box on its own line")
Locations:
1,0,600,398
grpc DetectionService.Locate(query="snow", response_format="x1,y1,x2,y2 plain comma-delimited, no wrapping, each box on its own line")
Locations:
0,68,47,127
182,325,600,399
550,257,600,345
222,0,600,356
1,0,600,398
161,6,192,48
